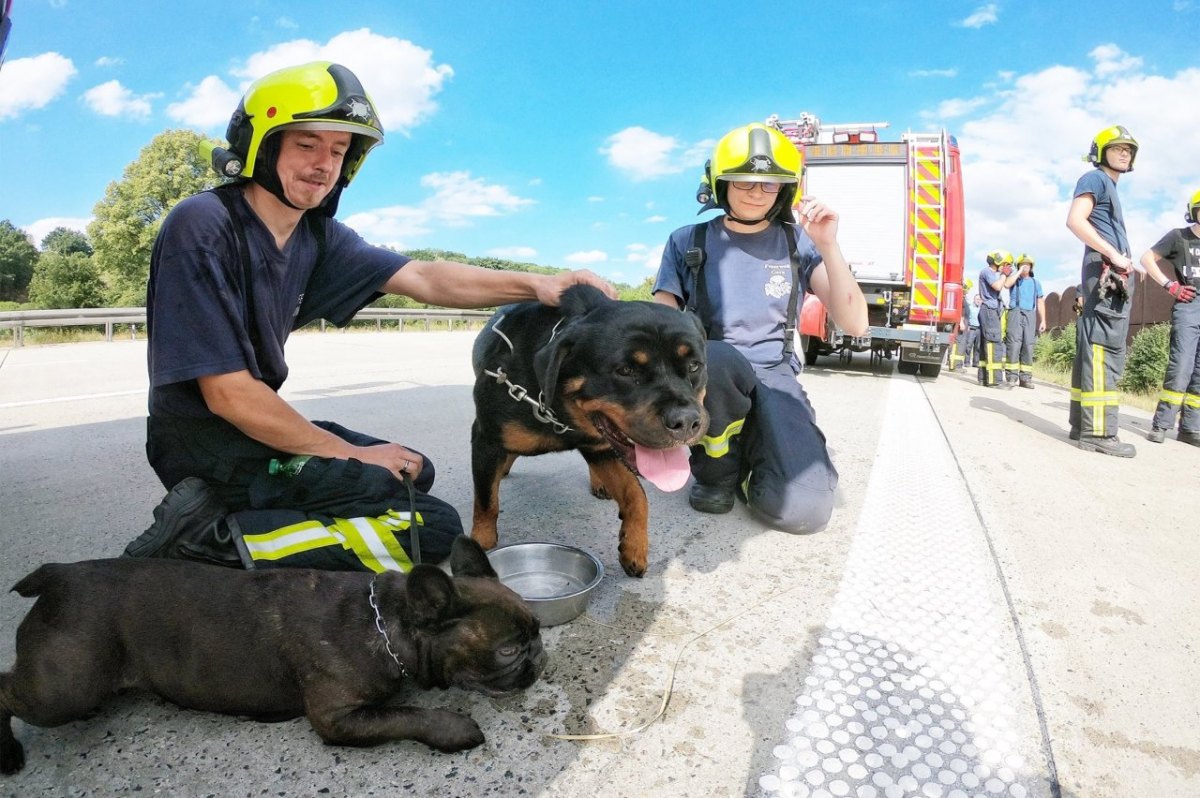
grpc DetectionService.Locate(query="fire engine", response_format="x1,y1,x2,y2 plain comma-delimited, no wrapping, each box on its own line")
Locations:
767,112,965,378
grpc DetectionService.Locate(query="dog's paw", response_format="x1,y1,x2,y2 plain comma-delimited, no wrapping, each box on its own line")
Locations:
424,714,485,753
0,736,26,775
619,557,646,579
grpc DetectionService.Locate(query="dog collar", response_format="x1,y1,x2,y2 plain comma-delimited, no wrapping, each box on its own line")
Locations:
368,577,409,677
484,314,574,435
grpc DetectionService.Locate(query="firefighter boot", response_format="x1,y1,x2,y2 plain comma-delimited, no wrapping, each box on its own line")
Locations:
1076,436,1136,458
1178,431,1200,447
689,476,739,515
1147,428,1166,443
123,477,243,567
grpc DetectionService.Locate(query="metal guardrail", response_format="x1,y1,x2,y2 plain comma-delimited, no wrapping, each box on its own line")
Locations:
0,307,495,347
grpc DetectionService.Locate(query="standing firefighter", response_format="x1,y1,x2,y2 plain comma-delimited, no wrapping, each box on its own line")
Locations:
977,250,1013,388
1065,125,1139,457
1003,254,1045,388
1138,189,1200,446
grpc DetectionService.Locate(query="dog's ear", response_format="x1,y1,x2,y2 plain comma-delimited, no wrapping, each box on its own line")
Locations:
533,325,576,407
558,284,611,317
405,565,459,627
683,308,707,342
450,536,498,579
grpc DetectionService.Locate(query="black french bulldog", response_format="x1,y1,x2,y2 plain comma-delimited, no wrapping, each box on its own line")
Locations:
0,537,545,775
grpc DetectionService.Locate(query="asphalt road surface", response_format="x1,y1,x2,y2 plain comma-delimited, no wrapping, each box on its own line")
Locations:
1,331,1196,798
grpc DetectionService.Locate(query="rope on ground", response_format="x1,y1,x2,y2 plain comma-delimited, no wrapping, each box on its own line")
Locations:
546,582,802,742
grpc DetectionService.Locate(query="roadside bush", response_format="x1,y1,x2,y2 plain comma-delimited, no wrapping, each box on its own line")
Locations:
1034,322,1076,373
1119,323,1170,394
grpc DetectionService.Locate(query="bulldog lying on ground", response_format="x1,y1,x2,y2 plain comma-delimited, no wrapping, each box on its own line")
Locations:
0,537,545,775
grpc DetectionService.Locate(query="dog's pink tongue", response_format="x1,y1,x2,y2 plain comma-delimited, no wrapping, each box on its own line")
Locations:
634,444,691,492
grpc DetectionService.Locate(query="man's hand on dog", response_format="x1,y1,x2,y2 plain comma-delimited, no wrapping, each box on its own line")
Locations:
357,442,423,479
534,269,617,306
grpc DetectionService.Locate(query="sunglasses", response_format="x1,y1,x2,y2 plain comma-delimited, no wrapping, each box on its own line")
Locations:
728,181,784,194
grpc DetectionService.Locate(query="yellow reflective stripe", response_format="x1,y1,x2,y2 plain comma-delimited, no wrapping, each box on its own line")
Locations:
337,514,416,573
1184,393,1200,409
242,520,341,562
1158,389,1184,406
1091,344,1105,397
699,418,744,458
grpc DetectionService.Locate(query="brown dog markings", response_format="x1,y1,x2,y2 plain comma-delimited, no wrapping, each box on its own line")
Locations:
0,537,545,776
469,284,709,577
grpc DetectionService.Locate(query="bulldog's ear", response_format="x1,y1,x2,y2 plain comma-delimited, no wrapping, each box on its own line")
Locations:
450,536,498,579
405,565,459,627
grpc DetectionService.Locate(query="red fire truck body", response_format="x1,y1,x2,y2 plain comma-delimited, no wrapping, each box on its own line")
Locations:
769,113,965,378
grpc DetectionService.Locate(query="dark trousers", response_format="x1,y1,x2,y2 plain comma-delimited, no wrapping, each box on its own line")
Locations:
1005,308,1037,384
147,417,462,570
1070,260,1132,438
692,341,838,534
1151,300,1200,434
963,326,980,367
978,305,1005,386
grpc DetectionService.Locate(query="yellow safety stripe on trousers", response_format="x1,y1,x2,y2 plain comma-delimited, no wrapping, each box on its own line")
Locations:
1157,388,1184,407
699,418,745,458
241,511,418,572
337,511,419,573
1069,388,1121,406
1186,393,1200,409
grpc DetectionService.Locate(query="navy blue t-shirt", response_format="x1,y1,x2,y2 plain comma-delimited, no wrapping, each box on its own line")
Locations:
653,217,821,368
147,188,407,418
1073,169,1129,259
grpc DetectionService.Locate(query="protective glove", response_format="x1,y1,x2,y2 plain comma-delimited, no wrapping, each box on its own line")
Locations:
1001,264,1013,276
1166,281,1197,303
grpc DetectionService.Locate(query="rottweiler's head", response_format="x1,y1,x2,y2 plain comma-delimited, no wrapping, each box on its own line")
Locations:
533,285,709,489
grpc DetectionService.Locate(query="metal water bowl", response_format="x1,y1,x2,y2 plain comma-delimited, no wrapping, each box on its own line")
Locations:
486,542,604,627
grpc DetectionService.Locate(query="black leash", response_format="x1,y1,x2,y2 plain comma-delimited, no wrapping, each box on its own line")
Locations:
401,471,422,566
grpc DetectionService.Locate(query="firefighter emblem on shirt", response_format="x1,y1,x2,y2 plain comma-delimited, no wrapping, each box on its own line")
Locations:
764,272,791,299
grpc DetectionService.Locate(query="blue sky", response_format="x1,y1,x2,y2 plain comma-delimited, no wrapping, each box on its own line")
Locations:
2,0,1198,294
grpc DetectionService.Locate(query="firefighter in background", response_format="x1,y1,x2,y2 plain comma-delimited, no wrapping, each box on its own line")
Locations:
1065,125,1141,457
961,292,982,369
950,277,975,370
977,250,1013,388
1138,188,1200,446
1003,254,1045,388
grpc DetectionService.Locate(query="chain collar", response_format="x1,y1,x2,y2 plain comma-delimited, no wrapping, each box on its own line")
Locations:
368,576,409,677
484,315,573,435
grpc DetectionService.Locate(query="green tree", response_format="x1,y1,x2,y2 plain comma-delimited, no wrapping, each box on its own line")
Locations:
0,220,38,301
89,129,221,306
619,276,655,302
41,227,93,256
27,251,105,309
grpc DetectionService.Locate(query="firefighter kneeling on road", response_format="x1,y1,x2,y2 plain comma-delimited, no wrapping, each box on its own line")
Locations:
1002,254,1045,388
977,250,1013,388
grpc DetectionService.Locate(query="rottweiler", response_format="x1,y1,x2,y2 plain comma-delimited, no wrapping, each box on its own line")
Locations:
470,284,709,577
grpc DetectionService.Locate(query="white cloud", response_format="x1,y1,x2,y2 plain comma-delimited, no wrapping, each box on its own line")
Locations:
644,215,667,223
565,250,608,264
487,246,538,259
22,217,92,249
165,76,242,129
910,68,958,79
958,4,999,28
626,243,665,271
94,56,123,68
82,80,159,119
601,126,706,181
931,96,989,119
0,52,77,121
944,45,1200,294
342,171,534,248
165,29,453,134
587,196,605,202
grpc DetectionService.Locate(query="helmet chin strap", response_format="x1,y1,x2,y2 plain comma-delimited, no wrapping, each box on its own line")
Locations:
724,212,769,225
